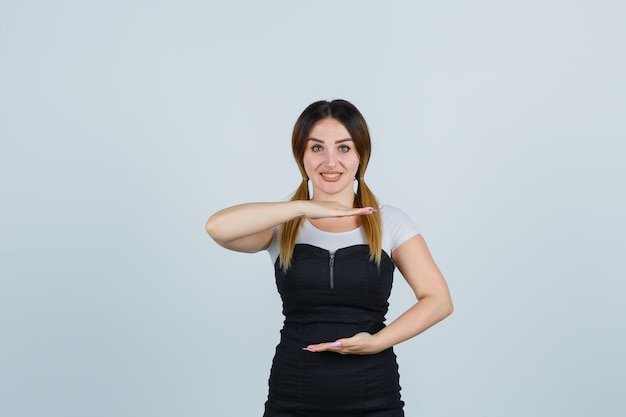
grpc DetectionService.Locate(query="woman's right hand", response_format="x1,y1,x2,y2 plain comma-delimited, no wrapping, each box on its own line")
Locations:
304,200,376,219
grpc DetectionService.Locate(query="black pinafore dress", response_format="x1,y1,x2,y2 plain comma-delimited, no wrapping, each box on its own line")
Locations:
263,244,404,417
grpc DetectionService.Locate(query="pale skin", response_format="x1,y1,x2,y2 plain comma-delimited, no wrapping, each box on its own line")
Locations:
206,118,453,355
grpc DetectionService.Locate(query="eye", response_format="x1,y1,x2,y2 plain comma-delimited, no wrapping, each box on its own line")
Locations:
338,145,350,153
311,144,323,152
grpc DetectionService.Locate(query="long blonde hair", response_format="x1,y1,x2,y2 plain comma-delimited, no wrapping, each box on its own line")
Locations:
278,100,382,271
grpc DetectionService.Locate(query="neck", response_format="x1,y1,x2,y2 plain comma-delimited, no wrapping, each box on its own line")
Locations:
311,189,356,207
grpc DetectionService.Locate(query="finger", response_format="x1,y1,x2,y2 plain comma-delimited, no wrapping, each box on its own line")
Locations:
335,207,376,218
309,209,373,220
303,341,342,352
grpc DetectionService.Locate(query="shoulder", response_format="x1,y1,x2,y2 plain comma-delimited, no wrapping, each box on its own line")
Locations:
380,204,415,224
379,204,421,253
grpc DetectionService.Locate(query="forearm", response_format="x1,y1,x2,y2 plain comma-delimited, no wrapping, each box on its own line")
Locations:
304,295,452,355
206,201,306,244
373,295,453,351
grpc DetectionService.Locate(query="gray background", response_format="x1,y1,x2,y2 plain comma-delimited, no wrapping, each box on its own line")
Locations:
1,1,625,416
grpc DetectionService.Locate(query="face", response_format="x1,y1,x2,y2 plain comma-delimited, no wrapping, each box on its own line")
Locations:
302,118,360,200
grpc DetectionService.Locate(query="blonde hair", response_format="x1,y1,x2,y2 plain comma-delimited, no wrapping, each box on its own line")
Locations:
278,100,382,271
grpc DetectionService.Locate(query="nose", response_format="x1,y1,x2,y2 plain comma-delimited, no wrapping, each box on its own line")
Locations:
325,150,338,167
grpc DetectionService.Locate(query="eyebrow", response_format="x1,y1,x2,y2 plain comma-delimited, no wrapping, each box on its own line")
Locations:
307,138,353,144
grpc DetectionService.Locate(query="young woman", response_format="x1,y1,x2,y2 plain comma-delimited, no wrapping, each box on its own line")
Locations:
206,99,453,417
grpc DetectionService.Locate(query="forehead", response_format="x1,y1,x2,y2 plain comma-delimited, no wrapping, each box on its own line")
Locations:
308,118,351,141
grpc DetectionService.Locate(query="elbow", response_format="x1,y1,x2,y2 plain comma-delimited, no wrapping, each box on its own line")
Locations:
205,215,224,243
417,293,454,323
434,294,454,321
205,216,215,238
443,298,454,318
206,215,239,249
440,288,454,318
437,283,454,319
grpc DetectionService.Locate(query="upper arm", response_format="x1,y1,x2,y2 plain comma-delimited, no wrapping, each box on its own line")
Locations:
207,224,275,253
391,234,451,301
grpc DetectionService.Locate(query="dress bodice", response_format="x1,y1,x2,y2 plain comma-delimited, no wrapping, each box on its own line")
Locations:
274,244,395,329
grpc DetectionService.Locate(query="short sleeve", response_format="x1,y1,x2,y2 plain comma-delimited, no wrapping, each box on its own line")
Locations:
380,204,420,254
266,226,280,263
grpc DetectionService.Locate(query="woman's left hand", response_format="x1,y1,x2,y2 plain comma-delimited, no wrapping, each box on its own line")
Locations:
303,332,383,355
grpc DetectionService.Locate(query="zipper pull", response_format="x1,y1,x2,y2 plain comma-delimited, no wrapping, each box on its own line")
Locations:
329,251,335,289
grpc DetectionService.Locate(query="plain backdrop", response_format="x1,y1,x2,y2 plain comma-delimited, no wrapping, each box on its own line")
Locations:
1,1,625,416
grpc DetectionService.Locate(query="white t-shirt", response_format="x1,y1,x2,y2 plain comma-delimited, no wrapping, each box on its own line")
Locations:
267,204,420,263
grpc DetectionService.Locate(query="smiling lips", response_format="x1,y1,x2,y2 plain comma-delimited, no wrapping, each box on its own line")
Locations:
321,172,342,181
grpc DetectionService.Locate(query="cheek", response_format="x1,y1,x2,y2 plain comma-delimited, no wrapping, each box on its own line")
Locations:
347,156,360,172
302,154,316,173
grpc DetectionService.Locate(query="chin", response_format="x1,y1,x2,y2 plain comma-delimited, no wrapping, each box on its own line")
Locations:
319,183,351,195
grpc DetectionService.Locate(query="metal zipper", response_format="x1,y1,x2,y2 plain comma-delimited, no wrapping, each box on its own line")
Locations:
329,251,336,289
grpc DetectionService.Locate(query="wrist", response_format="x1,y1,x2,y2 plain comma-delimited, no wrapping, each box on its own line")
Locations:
369,332,389,354
291,200,309,218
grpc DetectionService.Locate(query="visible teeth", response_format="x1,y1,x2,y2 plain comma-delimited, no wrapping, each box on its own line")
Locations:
322,173,341,178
